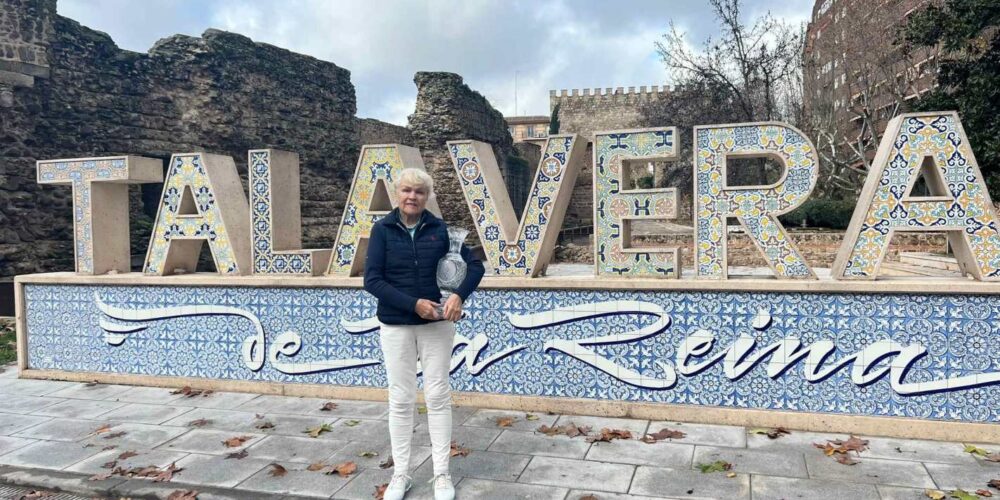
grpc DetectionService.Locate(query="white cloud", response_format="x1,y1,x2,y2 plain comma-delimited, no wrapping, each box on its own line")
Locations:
58,0,815,125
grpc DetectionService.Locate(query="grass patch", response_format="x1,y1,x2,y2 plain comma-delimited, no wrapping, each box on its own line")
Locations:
0,317,16,365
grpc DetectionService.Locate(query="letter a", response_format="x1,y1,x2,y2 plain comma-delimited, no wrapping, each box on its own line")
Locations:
447,135,585,276
327,145,441,276
694,122,819,279
833,112,1000,280
144,153,252,275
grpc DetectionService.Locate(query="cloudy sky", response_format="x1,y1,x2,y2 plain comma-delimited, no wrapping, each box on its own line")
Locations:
58,0,813,125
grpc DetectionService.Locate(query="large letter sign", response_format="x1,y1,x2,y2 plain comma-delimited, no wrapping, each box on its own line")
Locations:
36,156,162,274
593,128,681,277
327,145,440,276
833,112,1000,280
447,135,584,276
249,149,332,275
694,123,819,279
143,153,252,275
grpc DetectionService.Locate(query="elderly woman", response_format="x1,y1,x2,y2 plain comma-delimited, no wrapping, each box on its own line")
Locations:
363,168,484,500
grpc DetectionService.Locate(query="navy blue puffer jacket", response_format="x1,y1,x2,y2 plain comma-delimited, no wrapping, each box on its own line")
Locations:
363,208,485,325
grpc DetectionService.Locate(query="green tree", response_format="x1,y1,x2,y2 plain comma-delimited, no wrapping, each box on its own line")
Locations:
548,103,560,134
905,0,1000,195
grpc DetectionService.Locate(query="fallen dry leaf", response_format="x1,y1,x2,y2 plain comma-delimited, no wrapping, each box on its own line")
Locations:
101,445,116,451
976,489,993,497
187,418,211,427
103,431,127,439
166,490,199,500
986,453,1000,463
450,441,471,457
374,483,388,500
835,454,860,465
417,406,428,414
255,420,275,430
151,462,182,482
814,435,869,457
989,479,1000,489
17,490,55,499
358,451,378,458
344,420,361,427
586,428,633,443
320,402,338,412
577,495,599,500
88,472,113,481
307,462,327,471
102,460,118,469
697,460,733,473
326,461,358,477
268,463,288,477
924,490,946,500
222,435,252,448
118,450,139,460
749,427,791,439
963,444,992,457
642,428,686,443
537,423,592,438
225,449,249,460
495,416,516,428
92,424,113,435
379,456,394,469
84,381,100,387
304,423,334,438
526,413,540,421
949,490,979,500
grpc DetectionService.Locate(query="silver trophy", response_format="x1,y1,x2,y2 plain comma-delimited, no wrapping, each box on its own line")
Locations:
436,227,469,318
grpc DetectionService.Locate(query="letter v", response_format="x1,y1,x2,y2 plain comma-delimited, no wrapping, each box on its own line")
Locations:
447,135,585,276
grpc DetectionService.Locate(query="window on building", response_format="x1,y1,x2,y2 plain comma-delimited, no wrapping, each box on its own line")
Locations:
527,125,535,137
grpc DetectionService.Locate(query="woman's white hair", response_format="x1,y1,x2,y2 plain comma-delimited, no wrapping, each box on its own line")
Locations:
395,168,434,196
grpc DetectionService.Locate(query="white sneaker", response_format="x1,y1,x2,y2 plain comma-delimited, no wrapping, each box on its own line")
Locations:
430,474,455,500
384,474,412,500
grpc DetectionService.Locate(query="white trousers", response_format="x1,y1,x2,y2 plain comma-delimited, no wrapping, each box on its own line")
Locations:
379,320,456,476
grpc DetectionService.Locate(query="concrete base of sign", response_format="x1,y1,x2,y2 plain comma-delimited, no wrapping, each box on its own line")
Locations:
14,271,1000,443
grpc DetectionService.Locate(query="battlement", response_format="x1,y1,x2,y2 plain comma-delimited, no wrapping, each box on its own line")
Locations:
549,85,673,99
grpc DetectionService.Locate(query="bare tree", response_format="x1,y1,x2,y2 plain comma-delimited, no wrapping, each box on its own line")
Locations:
654,0,805,185
803,0,938,197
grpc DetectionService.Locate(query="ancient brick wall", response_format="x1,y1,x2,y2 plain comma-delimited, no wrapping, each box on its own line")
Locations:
550,86,672,228
407,72,529,239
358,117,413,146
1,0,365,276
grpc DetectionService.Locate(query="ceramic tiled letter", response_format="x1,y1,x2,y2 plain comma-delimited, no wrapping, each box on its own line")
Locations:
36,155,162,275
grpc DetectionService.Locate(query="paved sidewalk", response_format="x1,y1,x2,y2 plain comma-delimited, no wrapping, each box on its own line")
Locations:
0,368,997,499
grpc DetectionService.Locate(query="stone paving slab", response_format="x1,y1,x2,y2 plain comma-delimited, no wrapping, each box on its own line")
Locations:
0,395,66,414
161,407,261,431
0,436,35,457
236,459,354,498
0,440,103,469
554,414,650,435
804,453,936,488
924,461,1000,491
45,383,133,401
64,447,189,475
464,408,559,431
629,465,750,499
411,421,500,450
646,420,747,447
0,378,76,396
518,456,634,492
455,477,569,500
98,402,194,424
236,395,332,415
30,398,124,419
245,435,350,464
585,438,693,468
302,399,389,420
0,413,51,436
751,475,881,499
106,385,190,405
412,449,530,482
77,421,190,449
487,429,592,458
160,429,266,455
693,444,808,478
170,453,273,488
865,436,981,465
170,391,261,409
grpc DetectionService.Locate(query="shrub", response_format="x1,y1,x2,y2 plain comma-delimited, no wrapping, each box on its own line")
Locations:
778,199,856,229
